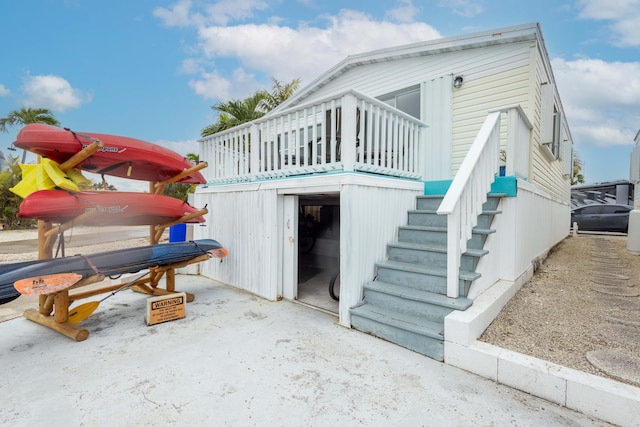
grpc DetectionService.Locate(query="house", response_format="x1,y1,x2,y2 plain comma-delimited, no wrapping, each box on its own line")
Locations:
631,130,640,205
193,23,574,361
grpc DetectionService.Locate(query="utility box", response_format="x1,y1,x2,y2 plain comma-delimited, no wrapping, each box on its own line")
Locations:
145,292,186,325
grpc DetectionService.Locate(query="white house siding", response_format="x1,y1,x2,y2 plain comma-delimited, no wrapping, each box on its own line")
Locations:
193,174,422,326
528,42,572,201
469,179,569,298
288,42,532,115
193,185,280,299
450,65,531,177
339,183,421,326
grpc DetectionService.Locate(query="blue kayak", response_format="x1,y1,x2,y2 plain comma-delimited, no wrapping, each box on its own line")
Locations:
0,239,227,305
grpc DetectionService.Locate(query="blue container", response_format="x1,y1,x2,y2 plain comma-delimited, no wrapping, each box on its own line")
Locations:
169,223,187,242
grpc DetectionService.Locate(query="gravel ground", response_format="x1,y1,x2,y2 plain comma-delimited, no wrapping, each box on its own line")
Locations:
481,234,640,386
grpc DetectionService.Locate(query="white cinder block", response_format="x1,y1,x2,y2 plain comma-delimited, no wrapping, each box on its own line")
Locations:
445,341,500,381
566,373,640,427
497,350,567,405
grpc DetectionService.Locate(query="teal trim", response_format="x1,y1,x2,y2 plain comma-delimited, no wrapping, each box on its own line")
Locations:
490,176,517,196
423,180,452,195
423,176,517,197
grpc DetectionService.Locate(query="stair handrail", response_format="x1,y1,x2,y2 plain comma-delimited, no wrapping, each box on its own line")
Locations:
436,111,501,298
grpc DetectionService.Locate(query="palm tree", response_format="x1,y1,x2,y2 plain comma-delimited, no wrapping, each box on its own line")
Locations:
201,91,269,137
260,77,301,112
0,107,60,133
201,77,301,137
1,107,61,162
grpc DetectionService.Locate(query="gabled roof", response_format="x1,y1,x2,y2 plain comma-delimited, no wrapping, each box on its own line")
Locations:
275,22,545,112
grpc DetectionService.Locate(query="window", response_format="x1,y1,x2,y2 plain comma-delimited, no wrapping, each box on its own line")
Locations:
541,83,562,159
378,86,420,119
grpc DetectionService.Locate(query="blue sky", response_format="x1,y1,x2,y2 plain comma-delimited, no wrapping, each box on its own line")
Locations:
1,0,639,191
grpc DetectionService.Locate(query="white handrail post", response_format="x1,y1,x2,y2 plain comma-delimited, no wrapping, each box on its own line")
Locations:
505,109,517,176
341,93,357,171
250,123,259,179
447,209,461,298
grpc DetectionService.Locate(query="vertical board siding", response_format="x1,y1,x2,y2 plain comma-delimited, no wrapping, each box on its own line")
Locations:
423,76,453,180
451,65,530,177
194,188,279,299
340,185,420,325
193,179,420,326
470,181,570,298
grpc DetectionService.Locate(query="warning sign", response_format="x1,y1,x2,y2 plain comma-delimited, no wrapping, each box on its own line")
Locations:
145,292,186,326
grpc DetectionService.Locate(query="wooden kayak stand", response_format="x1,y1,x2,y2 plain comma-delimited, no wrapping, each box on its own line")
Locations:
23,142,210,341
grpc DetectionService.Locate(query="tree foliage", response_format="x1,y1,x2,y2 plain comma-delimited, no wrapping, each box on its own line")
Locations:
0,155,35,229
572,151,585,185
0,107,60,133
0,107,60,229
162,153,200,202
201,77,301,137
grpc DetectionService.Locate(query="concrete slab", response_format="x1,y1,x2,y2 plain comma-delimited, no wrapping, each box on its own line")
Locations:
0,276,606,426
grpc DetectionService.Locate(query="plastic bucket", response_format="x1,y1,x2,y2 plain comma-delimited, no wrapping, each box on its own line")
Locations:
169,223,187,242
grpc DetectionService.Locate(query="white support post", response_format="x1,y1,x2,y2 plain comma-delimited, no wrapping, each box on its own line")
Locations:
341,94,357,171
250,124,259,178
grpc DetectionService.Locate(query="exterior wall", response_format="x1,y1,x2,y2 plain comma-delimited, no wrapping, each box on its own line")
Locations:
469,179,570,298
528,42,571,201
451,65,530,177
193,185,280,299
339,183,420,325
290,42,531,117
194,173,422,326
631,138,640,207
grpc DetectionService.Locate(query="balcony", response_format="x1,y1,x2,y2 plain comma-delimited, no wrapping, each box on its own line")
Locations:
199,90,429,184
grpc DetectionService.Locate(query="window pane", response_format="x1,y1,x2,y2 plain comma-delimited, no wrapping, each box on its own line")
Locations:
396,89,420,119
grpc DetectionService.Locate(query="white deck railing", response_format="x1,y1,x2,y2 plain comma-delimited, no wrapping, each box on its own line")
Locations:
437,105,532,298
199,90,428,183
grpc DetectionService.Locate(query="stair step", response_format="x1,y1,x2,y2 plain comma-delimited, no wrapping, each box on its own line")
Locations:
350,304,445,360
365,281,473,311
387,241,489,258
376,260,480,281
351,304,443,338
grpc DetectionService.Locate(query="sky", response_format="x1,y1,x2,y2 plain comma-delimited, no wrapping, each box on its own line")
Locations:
0,0,639,191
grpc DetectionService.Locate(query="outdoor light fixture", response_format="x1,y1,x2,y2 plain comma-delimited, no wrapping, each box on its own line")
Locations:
453,75,464,88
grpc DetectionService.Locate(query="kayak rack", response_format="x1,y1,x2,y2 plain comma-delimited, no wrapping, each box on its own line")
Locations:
24,143,211,341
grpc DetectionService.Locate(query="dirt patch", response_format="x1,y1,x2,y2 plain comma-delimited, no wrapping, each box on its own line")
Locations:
480,234,640,386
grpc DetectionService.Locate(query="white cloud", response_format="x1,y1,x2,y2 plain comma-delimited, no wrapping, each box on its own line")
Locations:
552,57,640,147
203,0,269,26
386,0,419,23
153,138,200,157
153,0,202,27
577,0,640,46
188,10,440,100
0,84,9,96
21,75,91,112
154,0,268,27
439,0,484,18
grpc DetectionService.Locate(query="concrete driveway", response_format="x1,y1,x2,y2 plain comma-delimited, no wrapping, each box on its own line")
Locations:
0,275,608,426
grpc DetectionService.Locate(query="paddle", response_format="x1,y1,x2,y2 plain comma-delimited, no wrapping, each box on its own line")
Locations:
68,269,154,324
14,273,83,296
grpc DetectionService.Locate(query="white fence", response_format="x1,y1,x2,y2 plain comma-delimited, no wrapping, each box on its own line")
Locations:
199,90,428,183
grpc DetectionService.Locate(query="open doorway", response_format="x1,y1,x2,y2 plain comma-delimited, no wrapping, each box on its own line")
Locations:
296,193,340,314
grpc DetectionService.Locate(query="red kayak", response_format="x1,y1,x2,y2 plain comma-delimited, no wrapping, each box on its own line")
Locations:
18,190,206,226
13,124,205,184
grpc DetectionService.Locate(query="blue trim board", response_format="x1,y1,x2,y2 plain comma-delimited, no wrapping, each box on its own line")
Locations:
424,176,517,197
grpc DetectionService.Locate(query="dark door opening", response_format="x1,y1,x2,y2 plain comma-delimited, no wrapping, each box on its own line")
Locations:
297,194,340,313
